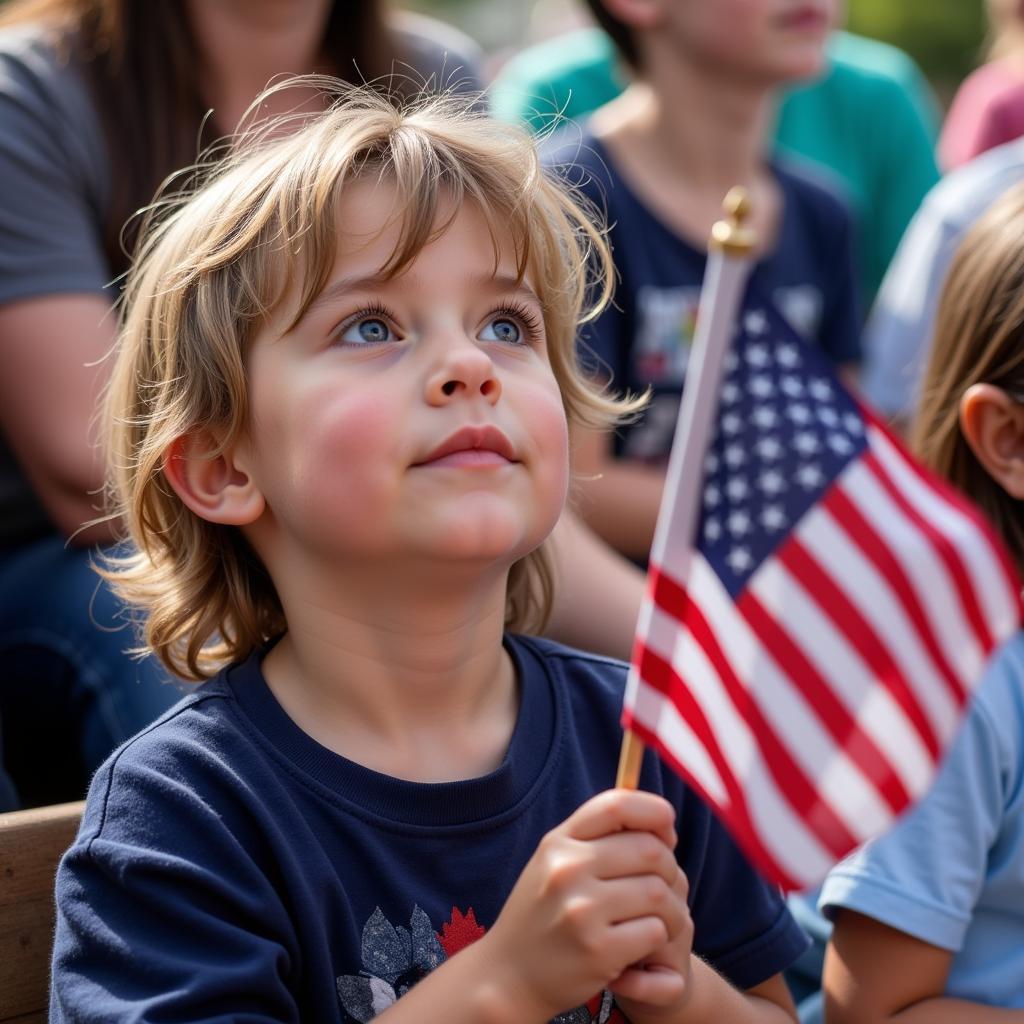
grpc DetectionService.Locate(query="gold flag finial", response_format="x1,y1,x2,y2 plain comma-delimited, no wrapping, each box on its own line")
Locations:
709,186,756,256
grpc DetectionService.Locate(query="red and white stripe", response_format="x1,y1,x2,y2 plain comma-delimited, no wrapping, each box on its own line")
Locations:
625,418,1021,891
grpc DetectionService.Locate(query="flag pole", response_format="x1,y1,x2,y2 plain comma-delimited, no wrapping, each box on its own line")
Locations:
615,188,757,790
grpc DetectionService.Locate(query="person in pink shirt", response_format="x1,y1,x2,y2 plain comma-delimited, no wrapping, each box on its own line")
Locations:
939,0,1024,170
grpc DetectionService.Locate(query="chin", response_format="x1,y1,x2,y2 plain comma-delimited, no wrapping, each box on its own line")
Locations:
780,45,829,79
429,524,544,565
417,504,556,566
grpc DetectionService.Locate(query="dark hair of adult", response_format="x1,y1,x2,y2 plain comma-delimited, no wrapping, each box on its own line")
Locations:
0,0,403,278
582,0,640,70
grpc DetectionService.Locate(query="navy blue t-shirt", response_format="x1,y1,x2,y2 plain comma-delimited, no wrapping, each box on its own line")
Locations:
546,129,861,463
51,635,807,1022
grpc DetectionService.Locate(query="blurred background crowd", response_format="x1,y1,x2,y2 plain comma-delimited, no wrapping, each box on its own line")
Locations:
4,0,1024,1019
415,0,987,100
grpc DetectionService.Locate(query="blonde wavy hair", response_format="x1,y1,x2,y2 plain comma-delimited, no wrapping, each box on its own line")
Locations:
912,180,1024,575
102,79,641,680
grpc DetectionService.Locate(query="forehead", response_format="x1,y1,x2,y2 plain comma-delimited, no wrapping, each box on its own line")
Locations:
332,176,518,277
263,176,538,335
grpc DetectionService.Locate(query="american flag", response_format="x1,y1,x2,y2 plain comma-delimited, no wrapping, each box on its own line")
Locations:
624,300,1022,891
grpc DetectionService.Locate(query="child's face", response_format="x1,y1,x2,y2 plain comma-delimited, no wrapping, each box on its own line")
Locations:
659,0,839,84
235,179,569,578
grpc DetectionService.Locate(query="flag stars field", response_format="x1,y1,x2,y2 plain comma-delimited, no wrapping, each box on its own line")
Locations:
698,309,867,594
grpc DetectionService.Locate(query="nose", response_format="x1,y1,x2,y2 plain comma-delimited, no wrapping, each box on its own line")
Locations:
425,339,501,406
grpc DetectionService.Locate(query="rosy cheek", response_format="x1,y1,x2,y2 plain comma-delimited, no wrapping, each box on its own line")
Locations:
282,390,399,525
276,384,401,503
529,385,571,473
314,390,395,453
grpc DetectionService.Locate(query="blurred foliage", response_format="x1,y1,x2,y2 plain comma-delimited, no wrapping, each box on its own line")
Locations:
846,0,987,102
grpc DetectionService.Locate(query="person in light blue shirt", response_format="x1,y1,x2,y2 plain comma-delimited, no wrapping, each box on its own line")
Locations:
862,136,1024,424
819,633,1024,1009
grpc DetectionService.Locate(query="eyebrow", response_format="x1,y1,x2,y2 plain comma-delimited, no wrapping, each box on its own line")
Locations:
301,271,542,323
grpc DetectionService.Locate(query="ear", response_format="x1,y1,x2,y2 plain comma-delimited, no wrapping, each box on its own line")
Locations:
163,430,265,525
959,383,1024,499
598,0,662,30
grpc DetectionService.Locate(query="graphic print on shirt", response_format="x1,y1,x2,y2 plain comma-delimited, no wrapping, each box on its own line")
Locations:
625,284,825,463
633,285,702,384
336,905,627,1023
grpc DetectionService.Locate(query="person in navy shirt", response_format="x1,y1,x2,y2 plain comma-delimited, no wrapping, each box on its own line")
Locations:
50,83,806,1022
545,0,861,564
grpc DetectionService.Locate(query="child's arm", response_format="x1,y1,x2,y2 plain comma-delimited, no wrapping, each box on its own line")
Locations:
543,510,645,660
825,910,1024,1023
0,294,120,543
572,424,665,561
621,962,797,1023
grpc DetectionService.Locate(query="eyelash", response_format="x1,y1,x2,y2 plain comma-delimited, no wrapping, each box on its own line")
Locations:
488,301,544,346
331,300,544,346
333,302,401,345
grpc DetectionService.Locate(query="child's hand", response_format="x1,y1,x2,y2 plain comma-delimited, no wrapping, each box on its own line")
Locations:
479,789,687,1021
609,865,696,1022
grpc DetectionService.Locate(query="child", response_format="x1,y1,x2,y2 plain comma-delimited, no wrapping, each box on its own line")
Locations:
819,181,1024,1017
49,82,807,1022
491,24,940,306
938,0,1024,170
546,0,861,563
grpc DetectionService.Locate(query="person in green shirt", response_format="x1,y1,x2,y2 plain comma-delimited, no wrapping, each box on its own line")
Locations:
491,25,940,305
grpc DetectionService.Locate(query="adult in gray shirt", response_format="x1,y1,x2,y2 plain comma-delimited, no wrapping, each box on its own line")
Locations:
0,0,483,807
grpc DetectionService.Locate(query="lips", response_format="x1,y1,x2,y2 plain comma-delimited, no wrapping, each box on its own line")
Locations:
776,5,829,30
414,425,518,467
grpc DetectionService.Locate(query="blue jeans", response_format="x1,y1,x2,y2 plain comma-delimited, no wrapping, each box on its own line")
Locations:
0,535,185,807
0,727,18,811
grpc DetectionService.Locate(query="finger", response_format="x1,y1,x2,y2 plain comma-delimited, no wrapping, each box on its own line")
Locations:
600,915,673,970
597,875,688,939
566,790,676,846
672,864,690,904
610,964,688,1006
587,831,680,886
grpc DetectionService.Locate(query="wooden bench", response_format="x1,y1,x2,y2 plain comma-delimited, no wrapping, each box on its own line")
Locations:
0,802,84,1024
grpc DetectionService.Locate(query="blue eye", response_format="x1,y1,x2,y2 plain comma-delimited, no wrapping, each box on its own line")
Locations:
339,317,394,345
479,317,522,344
